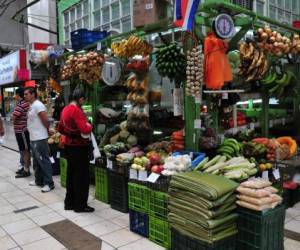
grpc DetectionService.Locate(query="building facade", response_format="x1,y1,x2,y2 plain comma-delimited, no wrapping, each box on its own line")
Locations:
58,0,132,46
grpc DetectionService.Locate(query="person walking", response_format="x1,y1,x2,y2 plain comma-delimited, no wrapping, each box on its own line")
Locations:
58,89,94,213
24,87,55,193
13,88,31,178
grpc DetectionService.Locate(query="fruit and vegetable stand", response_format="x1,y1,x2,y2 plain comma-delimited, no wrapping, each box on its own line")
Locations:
54,1,300,249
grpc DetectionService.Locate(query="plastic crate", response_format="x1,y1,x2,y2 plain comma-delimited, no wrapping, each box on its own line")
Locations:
171,228,236,250
95,167,109,204
109,170,128,213
232,0,253,10
149,216,171,249
112,161,130,177
128,183,149,213
147,175,171,192
71,29,108,50
129,209,149,237
237,205,285,250
149,190,168,220
60,158,67,188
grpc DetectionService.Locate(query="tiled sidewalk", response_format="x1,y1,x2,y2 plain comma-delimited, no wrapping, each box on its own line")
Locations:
0,147,300,250
0,147,164,250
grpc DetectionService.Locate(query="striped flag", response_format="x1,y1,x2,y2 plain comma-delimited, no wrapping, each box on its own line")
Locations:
174,0,201,31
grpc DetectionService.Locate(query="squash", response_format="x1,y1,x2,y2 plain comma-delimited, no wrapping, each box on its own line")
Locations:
276,136,297,157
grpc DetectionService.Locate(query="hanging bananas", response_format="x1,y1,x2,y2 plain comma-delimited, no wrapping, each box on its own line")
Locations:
238,42,269,82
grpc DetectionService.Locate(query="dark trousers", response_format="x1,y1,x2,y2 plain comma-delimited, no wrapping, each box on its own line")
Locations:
65,145,90,210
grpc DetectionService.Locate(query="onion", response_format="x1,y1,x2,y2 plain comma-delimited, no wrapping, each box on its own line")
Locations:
258,28,263,34
261,32,268,40
270,36,276,43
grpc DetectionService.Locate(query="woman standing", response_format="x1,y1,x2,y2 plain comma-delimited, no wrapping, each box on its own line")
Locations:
58,89,94,213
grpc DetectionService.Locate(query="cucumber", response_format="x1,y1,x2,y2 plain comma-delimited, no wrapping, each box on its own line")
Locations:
204,162,228,173
202,155,222,170
194,157,209,171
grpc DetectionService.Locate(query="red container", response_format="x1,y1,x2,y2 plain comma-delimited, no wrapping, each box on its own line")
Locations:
293,21,300,29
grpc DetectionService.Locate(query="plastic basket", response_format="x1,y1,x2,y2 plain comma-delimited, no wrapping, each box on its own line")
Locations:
128,182,149,213
109,170,128,213
95,167,109,204
171,228,236,250
149,190,168,220
129,209,149,237
60,157,67,188
149,216,171,249
232,0,253,10
237,204,285,250
71,29,108,50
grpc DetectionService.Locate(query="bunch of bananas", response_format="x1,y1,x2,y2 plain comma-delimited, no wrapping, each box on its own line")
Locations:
111,36,153,58
261,70,297,98
217,139,241,160
238,42,269,82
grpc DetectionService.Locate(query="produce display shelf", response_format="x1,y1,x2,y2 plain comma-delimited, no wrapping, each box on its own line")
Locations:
60,158,67,188
237,204,285,250
149,190,169,220
171,228,236,250
129,209,149,237
149,216,171,249
109,170,129,213
128,182,150,213
95,167,109,204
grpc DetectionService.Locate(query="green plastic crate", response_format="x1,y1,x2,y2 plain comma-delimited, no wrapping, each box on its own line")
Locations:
128,182,150,213
237,205,285,250
95,167,109,203
60,158,67,188
149,216,171,249
149,190,169,220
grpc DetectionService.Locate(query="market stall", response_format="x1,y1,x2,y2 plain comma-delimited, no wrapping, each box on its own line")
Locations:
54,1,300,249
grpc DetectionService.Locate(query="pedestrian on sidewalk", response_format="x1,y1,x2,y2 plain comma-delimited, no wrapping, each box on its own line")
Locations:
24,87,55,193
13,88,32,178
0,113,4,136
58,88,94,213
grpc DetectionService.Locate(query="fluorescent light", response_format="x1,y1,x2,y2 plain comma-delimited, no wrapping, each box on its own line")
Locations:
153,131,163,135
237,99,262,105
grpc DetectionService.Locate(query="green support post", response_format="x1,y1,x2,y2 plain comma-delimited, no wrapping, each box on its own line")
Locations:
261,88,269,137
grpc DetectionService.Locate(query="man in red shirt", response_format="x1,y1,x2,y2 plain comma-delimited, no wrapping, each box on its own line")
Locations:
13,88,31,178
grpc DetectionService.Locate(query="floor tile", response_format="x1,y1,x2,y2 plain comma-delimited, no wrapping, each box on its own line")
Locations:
284,238,300,250
6,195,36,205
24,206,54,218
10,227,50,246
0,235,17,250
111,214,129,228
84,220,121,237
292,202,300,211
31,192,63,205
31,212,64,226
14,199,42,210
118,238,165,250
101,228,141,248
101,241,116,250
0,205,16,216
0,227,6,238
285,220,300,233
96,208,126,220
88,199,110,210
0,213,26,226
47,201,64,211
0,182,18,193
2,219,37,235
286,208,300,218
21,237,65,250
71,213,104,227
1,190,24,199
57,209,79,219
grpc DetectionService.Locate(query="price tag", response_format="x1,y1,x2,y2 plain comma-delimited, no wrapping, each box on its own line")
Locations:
273,168,280,180
189,152,194,159
138,170,148,181
147,173,160,183
222,93,228,99
97,42,102,51
195,96,201,104
107,159,113,169
56,151,61,158
194,119,202,129
130,169,138,180
50,157,55,164
262,171,269,180
250,123,255,130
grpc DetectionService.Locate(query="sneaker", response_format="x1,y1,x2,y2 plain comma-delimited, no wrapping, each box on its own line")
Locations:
15,170,31,178
41,185,55,193
29,180,37,186
16,168,24,174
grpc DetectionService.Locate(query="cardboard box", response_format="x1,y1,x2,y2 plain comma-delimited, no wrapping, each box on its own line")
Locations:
133,0,169,28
